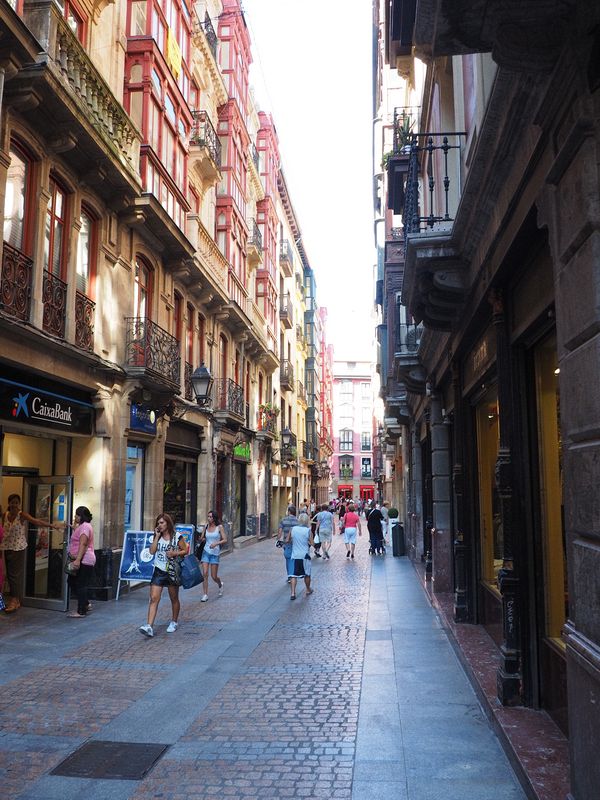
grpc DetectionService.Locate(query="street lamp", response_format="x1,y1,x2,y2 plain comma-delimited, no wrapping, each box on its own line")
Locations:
281,427,292,448
190,363,213,406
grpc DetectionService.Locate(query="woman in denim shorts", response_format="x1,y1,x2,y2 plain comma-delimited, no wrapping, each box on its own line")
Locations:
199,510,227,602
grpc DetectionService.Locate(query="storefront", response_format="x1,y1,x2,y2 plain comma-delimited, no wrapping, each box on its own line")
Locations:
0,368,95,611
163,420,202,527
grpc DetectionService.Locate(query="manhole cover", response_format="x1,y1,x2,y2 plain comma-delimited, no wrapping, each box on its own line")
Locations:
51,740,168,780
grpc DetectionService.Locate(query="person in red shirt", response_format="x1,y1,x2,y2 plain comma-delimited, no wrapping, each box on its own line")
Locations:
341,502,362,559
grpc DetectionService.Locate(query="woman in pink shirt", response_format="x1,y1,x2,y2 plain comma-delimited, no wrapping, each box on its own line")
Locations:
341,502,362,559
66,506,96,618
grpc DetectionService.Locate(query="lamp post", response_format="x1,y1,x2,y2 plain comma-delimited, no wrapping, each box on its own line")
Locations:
190,363,213,406
281,427,292,448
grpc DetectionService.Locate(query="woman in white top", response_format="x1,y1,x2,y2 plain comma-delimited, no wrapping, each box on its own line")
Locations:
139,512,187,638
285,512,314,600
199,510,227,602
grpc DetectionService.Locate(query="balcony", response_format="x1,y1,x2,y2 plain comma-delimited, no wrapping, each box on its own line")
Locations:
0,243,32,322
394,318,426,394
190,110,222,187
296,323,306,350
280,359,294,392
42,270,67,339
74,291,95,352
281,431,298,464
399,132,468,331
302,440,317,462
256,407,278,442
339,467,354,480
279,293,293,329
246,299,279,373
124,317,180,390
279,239,294,277
8,2,141,202
213,378,245,428
247,218,263,268
297,380,307,405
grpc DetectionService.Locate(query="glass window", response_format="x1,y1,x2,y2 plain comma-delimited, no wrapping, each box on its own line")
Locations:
534,333,566,643
76,208,94,295
475,387,501,586
361,458,372,478
165,94,176,125
134,257,152,318
361,432,371,451
130,0,147,35
44,178,67,277
151,68,162,98
3,145,29,251
125,444,145,535
340,429,353,451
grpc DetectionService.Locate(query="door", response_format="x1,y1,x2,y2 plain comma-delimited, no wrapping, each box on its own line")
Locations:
22,475,73,611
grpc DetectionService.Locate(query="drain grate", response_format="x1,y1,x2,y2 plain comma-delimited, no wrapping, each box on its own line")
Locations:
51,740,168,780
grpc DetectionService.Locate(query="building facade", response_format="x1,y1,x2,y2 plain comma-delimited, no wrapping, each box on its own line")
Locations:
332,361,376,503
0,0,331,609
374,1,600,798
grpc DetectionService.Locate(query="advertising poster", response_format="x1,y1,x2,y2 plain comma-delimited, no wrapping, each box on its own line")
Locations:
175,524,195,553
118,530,155,583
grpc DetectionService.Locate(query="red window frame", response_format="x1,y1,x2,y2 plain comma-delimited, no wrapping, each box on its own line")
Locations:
219,333,228,380
64,0,87,43
3,141,34,255
45,176,69,278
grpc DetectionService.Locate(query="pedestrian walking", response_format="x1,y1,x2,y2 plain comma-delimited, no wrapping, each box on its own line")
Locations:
342,502,362,558
314,503,334,559
1,493,62,614
199,510,227,601
367,505,385,554
338,500,346,535
66,506,96,618
381,501,390,545
139,513,187,637
286,512,314,600
277,504,298,581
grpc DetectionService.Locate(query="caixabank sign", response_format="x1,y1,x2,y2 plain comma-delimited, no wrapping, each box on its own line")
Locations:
0,378,94,435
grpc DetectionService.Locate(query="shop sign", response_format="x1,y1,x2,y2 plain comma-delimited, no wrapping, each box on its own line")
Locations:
130,404,157,435
272,474,280,487
233,441,251,462
0,378,93,435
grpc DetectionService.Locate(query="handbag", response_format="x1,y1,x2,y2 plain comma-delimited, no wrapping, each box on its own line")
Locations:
180,554,202,589
165,555,182,585
64,554,79,576
0,592,5,611
314,532,321,545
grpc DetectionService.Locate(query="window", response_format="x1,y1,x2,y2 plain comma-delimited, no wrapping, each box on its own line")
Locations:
129,0,147,35
197,313,205,365
186,303,194,363
339,456,354,478
44,177,68,277
361,432,371,451
76,207,96,296
173,291,182,342
219,333,228,380
476,387,500,586
63,0,86,42
340,429,353,451
3,144,31,252
134,257,152,318
361,458,372,478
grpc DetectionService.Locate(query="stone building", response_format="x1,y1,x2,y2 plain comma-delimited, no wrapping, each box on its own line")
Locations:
374,1,600,798
0,0,331,608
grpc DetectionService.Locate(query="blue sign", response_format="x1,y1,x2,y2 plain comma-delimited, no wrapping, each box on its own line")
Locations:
129,404,157,435
0,378,94,434
119,530,155,582
175,524,195,554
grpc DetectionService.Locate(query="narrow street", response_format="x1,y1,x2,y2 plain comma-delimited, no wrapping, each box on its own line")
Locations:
1,535,525,800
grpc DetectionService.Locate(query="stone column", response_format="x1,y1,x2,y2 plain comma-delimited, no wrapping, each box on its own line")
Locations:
430,395,452,593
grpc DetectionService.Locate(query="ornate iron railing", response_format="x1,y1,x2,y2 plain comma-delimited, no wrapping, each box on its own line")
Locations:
297,380,306,404
395,321,423,354
42,270,67,338
184,361,194,400
203,11,218,58
339,467,354,479
75,291,95,351
125,317,180,385
280,239,293,266
402,132,466,235
248,218,262,253
1,242,32,321
191,110,221,167
280,359,294,388
252,143,260,172
303,440,317,461
279,293,293,325
258,409,278,434
214,378,244,417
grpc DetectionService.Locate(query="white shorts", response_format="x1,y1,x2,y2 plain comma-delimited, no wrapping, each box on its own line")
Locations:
344,527,357,544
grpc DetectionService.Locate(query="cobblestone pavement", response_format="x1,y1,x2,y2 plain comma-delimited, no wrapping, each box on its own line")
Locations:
0,533,526,800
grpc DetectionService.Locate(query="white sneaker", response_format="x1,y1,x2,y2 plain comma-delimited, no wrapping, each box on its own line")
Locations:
139,624,153,638
218,582,224,597
166,621,178,633
201,594,208,602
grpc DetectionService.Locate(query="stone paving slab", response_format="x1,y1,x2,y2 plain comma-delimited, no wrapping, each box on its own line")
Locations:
0,533,526,799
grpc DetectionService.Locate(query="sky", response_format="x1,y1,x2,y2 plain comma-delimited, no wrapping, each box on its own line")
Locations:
242,0,376,361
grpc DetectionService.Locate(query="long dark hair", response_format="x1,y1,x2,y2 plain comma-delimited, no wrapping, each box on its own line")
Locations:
75,506,93,523
155,512,175,537
207,510,220,526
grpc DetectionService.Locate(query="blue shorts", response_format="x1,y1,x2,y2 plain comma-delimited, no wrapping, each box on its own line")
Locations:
201,552,220,565
344,527,357,544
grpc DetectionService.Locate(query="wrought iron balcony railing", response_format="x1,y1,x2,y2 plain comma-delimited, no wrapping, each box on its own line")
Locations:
1,242,32,322
191,110,221,167
42,270,67,338
303,440,317,462
214,378,244,417
279,292,293,327
75,291,95,352
280,359,294,389
257,409,277,434
280,239,293,266
125,317,180,385
202,11,218,58
248,218,262,253
297,380,306,404
395,321,423,354
252,143,260,172
339,467,354,479
402,132,466,235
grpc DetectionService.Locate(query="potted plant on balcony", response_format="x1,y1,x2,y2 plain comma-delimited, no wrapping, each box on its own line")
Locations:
258,402,279,432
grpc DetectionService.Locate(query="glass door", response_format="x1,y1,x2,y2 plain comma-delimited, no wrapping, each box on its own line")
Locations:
22,475,72,611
